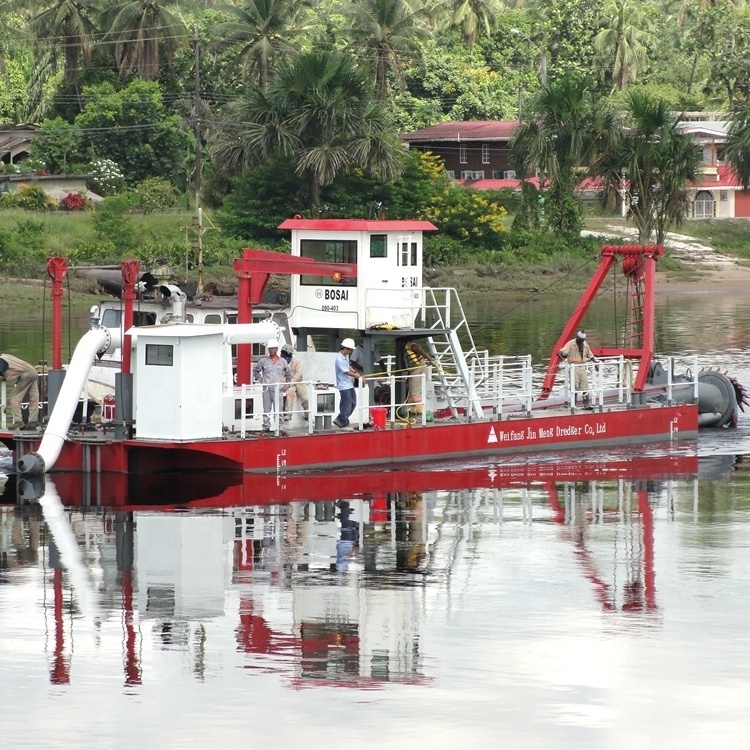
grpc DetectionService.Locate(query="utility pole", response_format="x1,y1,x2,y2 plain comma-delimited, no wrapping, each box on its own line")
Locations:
510,28,547,87
192,27,204,295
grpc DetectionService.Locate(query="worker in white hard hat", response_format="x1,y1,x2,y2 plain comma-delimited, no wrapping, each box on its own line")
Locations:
558,329,598,408
252,338,291,432
333,337,363,429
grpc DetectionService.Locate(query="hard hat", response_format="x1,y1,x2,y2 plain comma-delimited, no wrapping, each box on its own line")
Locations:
576,330,586,340
341,337,356,350
267,338,279,349
280,343,293,354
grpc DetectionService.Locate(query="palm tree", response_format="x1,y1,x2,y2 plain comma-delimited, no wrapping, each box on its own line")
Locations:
594,90,701,243
722,98,750,189
345,0,431,101
100,0,186,81
438,0,501,48
594,0,653,91
511,75,606,242
211,50,405,207
212,0,312,89
10,0,100,83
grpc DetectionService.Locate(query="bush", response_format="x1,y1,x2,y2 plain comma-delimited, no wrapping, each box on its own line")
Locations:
88,158,126,197
424,235,473,267
15,184,50,211
133,177,178,213
60,192,88,211
423,185,509,249
92,193,138,250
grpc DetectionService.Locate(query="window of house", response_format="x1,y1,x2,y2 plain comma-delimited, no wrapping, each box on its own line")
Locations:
299,239,357,286
482,144,490,164
720,191,728,202
145,344,173,366
693,190,715,219
459,143,467,164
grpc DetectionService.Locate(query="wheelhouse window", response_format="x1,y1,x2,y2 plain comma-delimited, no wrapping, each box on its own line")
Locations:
300,239,357,286
145,344,174,366
398,237,418,266
370,234,387,258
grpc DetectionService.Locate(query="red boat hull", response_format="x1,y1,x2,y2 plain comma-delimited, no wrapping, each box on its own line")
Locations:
6,444,698,509
4,402,698,476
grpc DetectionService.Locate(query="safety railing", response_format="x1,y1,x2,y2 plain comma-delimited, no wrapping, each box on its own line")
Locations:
559,355,699,410
472,354,534,415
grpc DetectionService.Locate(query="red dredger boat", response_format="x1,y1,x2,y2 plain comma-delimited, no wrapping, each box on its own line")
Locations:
1,219,746,477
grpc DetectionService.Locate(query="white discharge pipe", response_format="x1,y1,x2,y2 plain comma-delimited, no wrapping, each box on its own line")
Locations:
17,326,115,474
38,478,99,623
17,319,283,474
223,321,281,345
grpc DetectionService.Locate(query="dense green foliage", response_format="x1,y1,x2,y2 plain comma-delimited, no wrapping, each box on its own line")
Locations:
1,0,750,276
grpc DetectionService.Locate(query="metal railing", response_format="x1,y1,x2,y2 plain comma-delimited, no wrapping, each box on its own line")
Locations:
559,355,699,410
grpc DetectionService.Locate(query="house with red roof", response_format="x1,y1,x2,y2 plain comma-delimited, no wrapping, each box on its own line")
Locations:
677,118,750,219
401,121,520,182
401,115,750,220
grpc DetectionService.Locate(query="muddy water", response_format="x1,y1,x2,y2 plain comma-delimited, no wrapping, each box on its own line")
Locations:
1,288,750,749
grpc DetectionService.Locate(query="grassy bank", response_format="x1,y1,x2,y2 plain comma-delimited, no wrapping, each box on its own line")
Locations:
1,208,747,302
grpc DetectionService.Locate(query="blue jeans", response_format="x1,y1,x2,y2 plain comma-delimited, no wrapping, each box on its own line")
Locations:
337,388,357,426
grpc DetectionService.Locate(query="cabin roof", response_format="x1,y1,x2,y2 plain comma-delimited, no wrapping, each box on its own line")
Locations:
278,218,437,232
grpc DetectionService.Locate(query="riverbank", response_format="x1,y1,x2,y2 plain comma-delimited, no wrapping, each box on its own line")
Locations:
1,226,747,308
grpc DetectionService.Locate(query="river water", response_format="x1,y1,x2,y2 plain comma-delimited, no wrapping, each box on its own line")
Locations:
2,284,750,749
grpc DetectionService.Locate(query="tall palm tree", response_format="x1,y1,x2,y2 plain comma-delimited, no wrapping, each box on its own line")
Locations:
438,0,501,48
511,75,606,241
100,0,186,80
10,0,100,83
594,0,653,91
212,0,312,89
722,98,750,189
345,0,431,101
594,90,701,243
212,51,405,206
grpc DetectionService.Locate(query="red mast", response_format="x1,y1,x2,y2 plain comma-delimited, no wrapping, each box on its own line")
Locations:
541,243,664,396
46,257,68,370
233,248,356,386
120,261,140,375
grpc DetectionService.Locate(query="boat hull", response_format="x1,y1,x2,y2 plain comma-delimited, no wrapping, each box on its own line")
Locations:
4,449,698,509
4,402,698,475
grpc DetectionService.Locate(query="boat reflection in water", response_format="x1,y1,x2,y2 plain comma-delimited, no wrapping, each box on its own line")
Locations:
0,449,704,691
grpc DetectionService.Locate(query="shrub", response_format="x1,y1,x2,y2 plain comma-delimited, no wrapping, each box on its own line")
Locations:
15,184,49,211
133,177,177,213
88,158,126,197
92,193,138,251
60,192,88,211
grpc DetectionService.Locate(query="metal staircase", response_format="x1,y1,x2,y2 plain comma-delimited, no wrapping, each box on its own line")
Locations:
420,288,485,419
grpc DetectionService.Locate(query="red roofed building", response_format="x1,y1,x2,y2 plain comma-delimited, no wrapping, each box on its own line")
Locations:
401,121,519,181
677,118,750,218
401,116,750,219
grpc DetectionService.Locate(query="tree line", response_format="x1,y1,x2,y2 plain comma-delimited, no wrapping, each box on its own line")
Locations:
1,0,750,258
